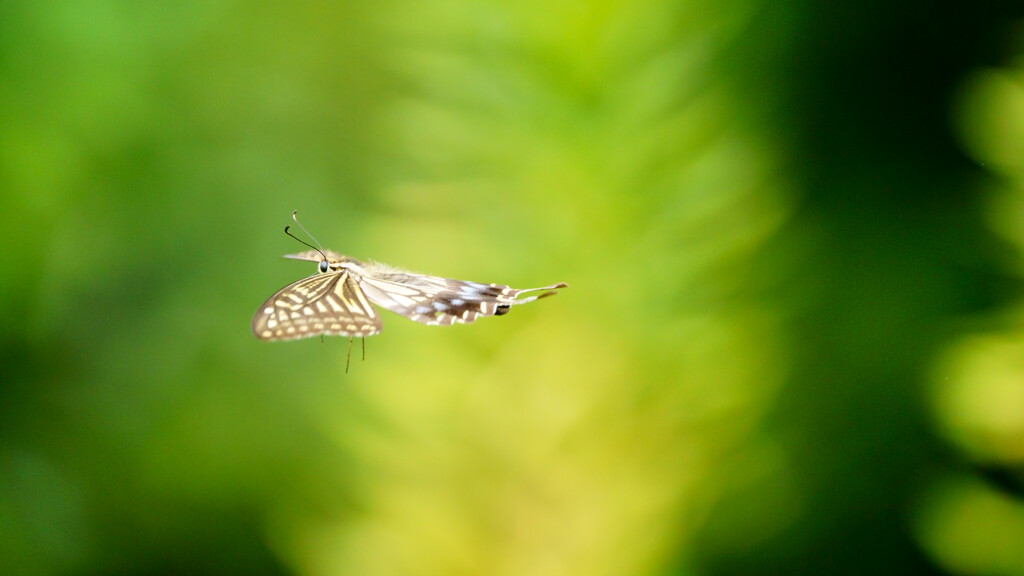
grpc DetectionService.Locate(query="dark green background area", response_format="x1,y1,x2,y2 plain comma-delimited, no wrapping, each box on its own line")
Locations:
3,1,1024,575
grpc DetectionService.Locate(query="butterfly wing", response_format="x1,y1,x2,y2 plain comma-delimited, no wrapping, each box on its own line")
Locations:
252,271,382,340
282,249,348,263
358,266,567,326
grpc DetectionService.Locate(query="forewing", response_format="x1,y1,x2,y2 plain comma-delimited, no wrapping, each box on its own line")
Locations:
282,249,347,263
252,271,382,340
359,268,567,326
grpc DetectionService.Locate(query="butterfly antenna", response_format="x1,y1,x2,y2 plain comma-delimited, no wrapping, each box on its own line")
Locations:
284,211,328,261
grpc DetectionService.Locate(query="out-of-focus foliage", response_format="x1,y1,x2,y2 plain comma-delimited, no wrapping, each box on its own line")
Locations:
1,1,1023,576
916,56,1024,576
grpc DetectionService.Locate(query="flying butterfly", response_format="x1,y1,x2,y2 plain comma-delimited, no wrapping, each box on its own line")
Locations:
252,212,568,369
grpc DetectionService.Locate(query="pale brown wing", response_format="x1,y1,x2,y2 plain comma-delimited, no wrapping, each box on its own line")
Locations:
252,270,382,340
282,250,348,263
358,267,567,327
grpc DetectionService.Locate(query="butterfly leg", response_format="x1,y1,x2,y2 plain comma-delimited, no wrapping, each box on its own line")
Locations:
345,337,353,373
361,337,366,362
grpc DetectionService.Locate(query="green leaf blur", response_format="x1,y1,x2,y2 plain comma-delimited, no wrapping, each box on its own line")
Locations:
2,1,1024,575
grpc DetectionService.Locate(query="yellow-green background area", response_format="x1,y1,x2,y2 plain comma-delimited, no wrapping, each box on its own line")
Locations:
4,1,1024,575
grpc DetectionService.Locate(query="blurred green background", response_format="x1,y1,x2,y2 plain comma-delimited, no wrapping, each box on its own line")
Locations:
4,1,1024,575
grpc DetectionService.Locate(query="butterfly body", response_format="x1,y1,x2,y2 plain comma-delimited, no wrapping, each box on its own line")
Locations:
253,249,567,342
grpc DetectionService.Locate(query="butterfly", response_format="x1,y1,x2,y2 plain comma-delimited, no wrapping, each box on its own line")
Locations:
252,213,568,367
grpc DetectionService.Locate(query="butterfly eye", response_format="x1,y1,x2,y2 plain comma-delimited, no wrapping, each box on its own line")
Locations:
319,260,330,273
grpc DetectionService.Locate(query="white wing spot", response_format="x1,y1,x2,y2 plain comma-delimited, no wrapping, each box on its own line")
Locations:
263,307,274,315
432,301,448,311
415,305,432,315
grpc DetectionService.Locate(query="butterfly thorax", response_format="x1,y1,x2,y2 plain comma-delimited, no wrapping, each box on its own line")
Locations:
326,258,367,277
